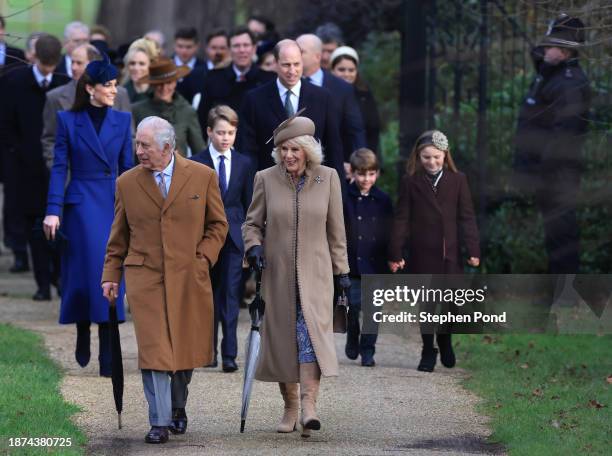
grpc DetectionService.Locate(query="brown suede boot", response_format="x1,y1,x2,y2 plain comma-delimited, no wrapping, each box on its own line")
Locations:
276,382,299,433
299,362,321,437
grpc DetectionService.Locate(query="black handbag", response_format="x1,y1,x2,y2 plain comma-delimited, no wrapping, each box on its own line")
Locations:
333,289,348,333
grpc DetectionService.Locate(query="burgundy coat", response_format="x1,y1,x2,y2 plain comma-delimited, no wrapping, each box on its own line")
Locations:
388,170,480,274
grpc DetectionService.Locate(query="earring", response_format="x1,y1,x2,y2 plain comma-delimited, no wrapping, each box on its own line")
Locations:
89,94,94,101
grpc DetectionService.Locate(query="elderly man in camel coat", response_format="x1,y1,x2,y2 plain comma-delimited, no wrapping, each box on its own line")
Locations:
102,116,227,444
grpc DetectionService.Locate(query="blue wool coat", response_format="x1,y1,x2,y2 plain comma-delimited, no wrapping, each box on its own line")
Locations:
47,109,133,324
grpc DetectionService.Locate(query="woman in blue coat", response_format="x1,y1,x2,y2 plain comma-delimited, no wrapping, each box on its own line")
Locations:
43,55,133,376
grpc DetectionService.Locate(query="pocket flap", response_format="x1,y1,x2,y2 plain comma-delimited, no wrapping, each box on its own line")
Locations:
124,254,145,266
64,192,83,204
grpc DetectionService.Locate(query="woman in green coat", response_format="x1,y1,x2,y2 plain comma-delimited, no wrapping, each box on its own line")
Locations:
132,58,206,156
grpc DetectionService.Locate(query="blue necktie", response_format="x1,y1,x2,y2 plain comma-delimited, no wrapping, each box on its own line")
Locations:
218,155,227,196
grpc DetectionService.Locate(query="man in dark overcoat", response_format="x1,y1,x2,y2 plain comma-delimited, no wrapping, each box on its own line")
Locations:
239,39,344,179
513,14,591,274
0,34,70,299
196,27,274,136
297,34,365,173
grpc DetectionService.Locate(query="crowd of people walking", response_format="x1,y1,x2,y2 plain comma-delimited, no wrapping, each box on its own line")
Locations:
0,10,590,444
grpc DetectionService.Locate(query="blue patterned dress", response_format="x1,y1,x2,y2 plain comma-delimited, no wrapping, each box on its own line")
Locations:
294,174,317,363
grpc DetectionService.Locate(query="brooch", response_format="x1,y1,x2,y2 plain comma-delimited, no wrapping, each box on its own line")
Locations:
315,175,323,184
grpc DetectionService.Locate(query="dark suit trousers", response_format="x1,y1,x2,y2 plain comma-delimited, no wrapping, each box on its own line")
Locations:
27,215,60,292
171,369,193,409
1,151,27,253
210,240,242,360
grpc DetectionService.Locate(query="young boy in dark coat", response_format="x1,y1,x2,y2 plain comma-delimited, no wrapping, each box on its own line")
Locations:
343,149,393,366
191,105,254,373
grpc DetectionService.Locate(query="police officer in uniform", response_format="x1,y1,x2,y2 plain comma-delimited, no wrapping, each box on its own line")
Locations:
513,14,591,274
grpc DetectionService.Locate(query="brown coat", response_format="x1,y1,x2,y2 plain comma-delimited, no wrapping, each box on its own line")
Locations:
242,164,349,382
102,154,228,371
388,171,480,274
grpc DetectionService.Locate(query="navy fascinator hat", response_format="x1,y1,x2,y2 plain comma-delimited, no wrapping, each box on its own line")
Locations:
85,52,119,84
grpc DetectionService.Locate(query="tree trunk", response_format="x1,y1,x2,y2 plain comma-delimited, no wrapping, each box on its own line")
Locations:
96,0,236,55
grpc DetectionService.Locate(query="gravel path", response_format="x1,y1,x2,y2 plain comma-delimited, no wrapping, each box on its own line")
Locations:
0,252,504,455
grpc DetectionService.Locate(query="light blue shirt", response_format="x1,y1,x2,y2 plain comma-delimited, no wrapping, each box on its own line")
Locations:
0,42,6,66
209,144,232,186
155,154,175,196
174,55,197,70
32,64,52,88
276,78,301,114
307,68,324,87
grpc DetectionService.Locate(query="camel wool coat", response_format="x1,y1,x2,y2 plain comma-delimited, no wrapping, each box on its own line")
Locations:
102,153,228,371
242,164,349,383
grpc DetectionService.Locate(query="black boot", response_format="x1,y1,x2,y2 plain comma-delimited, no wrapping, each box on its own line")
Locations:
98,323,111,377
75,321,91,367
436,333,456,368
417,334,438,372
345,307,360,360
10,251,29,273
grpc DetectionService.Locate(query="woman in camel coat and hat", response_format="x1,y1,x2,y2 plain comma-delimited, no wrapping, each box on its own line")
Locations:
242,115,350,437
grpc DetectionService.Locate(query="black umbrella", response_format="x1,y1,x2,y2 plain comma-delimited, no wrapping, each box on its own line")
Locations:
240,269,265,433
109,296,124,429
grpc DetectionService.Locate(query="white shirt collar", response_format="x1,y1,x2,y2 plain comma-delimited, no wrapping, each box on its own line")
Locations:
276,78,301,98
307,68,324,87
209,143,232,161
64,55,73,78
206,60,214,70
0,42,5,66
174,55,197,69
232,64,251,81
156,153,175,178
32,65,52,86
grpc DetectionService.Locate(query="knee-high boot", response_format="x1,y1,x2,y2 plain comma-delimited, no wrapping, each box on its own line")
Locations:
276,382,299,432
299,362,321,437
75,321,91,367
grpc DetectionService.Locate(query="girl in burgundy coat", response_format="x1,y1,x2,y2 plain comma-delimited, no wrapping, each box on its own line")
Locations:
388,130,480,372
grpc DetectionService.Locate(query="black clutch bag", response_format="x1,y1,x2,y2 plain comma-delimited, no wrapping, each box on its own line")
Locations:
31,220,69,251
333,290,348,334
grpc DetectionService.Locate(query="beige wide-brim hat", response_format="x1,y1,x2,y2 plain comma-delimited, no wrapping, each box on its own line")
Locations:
137,57,191,85
270,110,316,146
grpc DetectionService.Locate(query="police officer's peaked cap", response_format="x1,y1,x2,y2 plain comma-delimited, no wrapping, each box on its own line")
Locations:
540,13,585,49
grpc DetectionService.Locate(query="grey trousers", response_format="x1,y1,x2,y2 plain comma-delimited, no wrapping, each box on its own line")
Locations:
141,369,193,426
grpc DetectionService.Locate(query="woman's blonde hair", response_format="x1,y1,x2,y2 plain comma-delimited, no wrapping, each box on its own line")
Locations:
121,38,160,84
271,135,324,167
406,130,458,175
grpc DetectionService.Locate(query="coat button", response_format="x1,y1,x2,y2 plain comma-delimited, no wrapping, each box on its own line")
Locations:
358,197,362,201
358,235,362,240
357,216,362,221
357,256,361,261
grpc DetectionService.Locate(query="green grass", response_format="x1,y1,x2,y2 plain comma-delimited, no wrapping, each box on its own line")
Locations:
457,334,612,455
1,0,100,49
0,323,86,455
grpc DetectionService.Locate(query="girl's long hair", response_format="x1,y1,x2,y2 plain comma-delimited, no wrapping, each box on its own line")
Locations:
406,130,459,176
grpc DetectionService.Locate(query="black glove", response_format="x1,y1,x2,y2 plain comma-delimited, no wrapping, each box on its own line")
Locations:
334,273,351,297
247,245,266,272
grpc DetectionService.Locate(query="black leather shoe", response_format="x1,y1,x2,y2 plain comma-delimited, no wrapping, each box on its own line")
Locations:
145,426,169,444
417,347,438,372
436,333,456,368
222,358,238,372
32,289,51,301
345,341,359,360
10,253,29,273
169,408,187,435
361,353,376,367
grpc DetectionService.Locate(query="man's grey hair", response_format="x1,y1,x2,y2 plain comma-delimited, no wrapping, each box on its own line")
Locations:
296,34,322,54
138,116,176,152
64,21,90,39
315,22,344,45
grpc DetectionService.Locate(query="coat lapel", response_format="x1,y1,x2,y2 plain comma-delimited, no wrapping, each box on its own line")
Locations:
99,109,119,159
75,110,111,167
267,81,287,122
415,173,443,215
162,154,192,213
136,167,164,209
298,80,314,112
